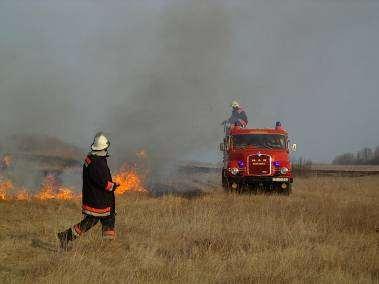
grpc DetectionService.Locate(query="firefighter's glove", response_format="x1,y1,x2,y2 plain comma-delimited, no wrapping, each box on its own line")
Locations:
113,182,121,191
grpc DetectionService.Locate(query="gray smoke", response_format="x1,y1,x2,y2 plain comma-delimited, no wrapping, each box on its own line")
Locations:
0,1,242,182
107,1,233,170
0,0,378,174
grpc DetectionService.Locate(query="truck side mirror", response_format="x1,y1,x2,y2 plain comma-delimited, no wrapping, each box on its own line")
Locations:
220,143,225,152
291,143,297,152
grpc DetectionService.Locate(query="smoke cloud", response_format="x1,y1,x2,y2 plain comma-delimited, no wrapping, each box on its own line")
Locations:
0,0,378,174
0,1,241,181
107,1,233,168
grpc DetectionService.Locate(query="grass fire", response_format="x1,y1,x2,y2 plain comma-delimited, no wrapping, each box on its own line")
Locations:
0,160,148,201
1,0,378,282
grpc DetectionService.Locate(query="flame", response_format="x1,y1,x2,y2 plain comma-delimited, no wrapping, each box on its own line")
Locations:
0,179,14,200
34,174,79,200
15,189,29,201
56,187,76,200
0,152,148,200
34,175,58,200
113,165,147,194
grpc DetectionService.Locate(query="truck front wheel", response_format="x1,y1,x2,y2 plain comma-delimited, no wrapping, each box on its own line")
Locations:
280,183,292,195
222,171,230,192
222,178,231,192
222,176,243,193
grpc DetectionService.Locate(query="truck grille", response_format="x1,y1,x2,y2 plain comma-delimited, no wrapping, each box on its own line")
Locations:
248,154,271,176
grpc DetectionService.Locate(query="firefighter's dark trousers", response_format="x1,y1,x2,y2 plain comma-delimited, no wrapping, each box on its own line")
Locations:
66,212,116,241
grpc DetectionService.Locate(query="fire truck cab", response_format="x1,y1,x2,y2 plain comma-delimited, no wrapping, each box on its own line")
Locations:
220,123,295,194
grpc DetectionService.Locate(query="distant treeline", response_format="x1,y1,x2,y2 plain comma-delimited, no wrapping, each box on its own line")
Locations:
333,146,379,165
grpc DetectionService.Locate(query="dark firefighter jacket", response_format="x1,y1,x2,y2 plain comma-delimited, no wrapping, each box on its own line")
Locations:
228,108,248,127
82,154,115,217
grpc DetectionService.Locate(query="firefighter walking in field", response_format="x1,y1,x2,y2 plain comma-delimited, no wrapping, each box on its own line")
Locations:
58,133,119,250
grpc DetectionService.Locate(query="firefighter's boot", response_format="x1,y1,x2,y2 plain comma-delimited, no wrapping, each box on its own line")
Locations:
102,229,116,240
57,229,72,251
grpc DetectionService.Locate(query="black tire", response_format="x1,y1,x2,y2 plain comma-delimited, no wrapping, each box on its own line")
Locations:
236,183,244,193
223,178,242,193
222,172,231,192
223,182,232,193
281,183,292,195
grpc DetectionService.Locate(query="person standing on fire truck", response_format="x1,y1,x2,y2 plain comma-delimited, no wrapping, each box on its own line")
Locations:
227,100,248,127
58,133,119,250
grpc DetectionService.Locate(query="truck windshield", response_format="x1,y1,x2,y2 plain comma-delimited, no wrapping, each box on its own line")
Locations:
232,134,286,150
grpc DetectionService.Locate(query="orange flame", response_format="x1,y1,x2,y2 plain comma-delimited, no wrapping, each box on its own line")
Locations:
0,179,14,200
0,151,149,200
113,165,147,195
34,174,58,200
34,174,79,201
56,187,76,200
15,190,29,201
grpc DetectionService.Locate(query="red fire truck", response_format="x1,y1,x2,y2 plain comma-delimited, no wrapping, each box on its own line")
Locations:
220,122,296,194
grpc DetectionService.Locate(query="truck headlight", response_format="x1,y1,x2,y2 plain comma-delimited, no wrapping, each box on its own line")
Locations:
229,168,239,175
280,167,289,174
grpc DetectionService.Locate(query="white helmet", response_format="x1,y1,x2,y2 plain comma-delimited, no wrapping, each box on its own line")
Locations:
91,133,110,151
231,100,240,108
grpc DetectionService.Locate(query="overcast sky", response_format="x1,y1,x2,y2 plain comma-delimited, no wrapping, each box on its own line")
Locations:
0,0,378,163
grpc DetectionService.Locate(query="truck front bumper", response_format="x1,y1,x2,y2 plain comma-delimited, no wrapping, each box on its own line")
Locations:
226,175,293,184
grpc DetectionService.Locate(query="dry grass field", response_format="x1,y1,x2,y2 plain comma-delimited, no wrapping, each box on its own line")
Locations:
0,175,378,283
